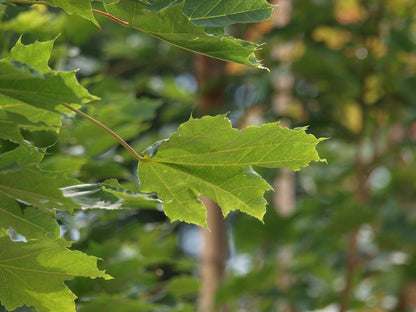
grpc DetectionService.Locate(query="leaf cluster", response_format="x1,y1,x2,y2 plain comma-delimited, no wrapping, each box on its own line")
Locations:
0,1,327,311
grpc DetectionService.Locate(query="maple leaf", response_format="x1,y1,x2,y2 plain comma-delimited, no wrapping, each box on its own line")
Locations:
0,236,111,312
138,115,324,226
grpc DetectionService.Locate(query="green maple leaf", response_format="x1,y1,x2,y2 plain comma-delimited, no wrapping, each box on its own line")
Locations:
138,115,324,227
0,236,111,312
104,0,267,69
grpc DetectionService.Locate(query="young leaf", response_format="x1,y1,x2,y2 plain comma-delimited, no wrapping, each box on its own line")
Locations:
104,0,266,69
183,0,273,27
0,236,111,312
138,115,324,226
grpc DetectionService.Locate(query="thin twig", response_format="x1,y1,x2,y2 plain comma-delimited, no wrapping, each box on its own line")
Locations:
62,103,144,161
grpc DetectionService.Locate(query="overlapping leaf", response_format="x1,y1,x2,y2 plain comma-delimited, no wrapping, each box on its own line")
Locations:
0,236,111,312
0,61,78,110
0,99,62,133
0,109,58,136
0,168,79,212
43,0,97,25
0,39,98,120
0,144,44,171
183,0,273,27
138,115,324,226
104,0,266,69
0,195,59,239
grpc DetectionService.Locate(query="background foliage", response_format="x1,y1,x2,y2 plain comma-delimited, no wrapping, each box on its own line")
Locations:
1,0,416,311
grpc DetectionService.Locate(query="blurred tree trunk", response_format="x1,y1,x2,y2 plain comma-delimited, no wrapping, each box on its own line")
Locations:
270,0,296,217
270,2,297,310
274,168,296,216
194,55,225,114
194,55,228,312
395,283,416,311
339,132,370,312
339,231,359,312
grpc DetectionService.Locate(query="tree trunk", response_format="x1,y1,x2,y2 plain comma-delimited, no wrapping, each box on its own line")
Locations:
194,54,225,114
194,54,228,312
274,168,296,216
339,139,370,312
198,197,228,312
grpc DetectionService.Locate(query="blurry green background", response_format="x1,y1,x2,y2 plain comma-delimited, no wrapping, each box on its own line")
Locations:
1,0,416,311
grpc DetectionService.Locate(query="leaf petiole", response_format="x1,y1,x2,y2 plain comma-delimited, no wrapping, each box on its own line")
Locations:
92,9,130,26
62,103,144,161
